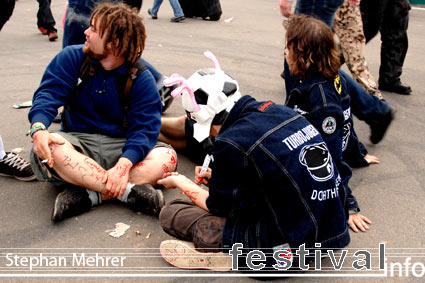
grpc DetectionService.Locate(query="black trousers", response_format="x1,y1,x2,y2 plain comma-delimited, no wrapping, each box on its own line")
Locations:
360,0,410,84
0,0,15,31
37,0,56,32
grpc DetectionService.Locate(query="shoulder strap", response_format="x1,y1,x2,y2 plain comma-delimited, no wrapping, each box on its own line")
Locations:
122,60,147,103
120,60,147,128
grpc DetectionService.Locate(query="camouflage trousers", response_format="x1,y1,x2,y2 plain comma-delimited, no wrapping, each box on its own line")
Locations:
333,0,383,99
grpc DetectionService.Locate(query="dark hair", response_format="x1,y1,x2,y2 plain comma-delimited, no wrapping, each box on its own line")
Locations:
284,14,341,79
90,2,146,65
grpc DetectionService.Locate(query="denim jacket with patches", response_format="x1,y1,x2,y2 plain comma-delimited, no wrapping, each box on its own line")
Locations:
206,95,350,267
285,72,365,212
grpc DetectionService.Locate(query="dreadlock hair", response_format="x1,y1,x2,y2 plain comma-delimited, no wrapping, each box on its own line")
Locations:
90,2,146,65
283,14,341,79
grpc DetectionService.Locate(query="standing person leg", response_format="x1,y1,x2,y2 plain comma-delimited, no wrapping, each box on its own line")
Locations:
333,0,383,99
360,0,385,43
377,0,411,95
124,0,143,11
36,0,58,41
148,0,163,19
159,199,231,271
62,6,90,48
295,0,344,27
169,0,185,22
0,0,15,31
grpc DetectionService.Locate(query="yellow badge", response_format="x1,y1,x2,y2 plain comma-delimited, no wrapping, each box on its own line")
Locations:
334,74,342,95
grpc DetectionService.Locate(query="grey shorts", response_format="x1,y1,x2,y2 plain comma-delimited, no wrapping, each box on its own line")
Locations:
30,131,172,186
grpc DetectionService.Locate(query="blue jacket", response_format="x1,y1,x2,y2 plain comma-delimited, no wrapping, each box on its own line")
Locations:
29,45,162,165
285,72,363,211
206,95,350,266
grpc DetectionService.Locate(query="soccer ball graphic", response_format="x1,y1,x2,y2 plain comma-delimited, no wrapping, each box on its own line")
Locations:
164,51,242,142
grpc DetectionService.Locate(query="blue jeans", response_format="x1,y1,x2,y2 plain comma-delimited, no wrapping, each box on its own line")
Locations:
295,0,344,27
62,6,90,49
339,71,391,124
151,0,184,17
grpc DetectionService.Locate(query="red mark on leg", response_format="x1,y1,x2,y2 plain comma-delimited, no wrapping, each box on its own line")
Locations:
162,164,169,173
134,161,145,168
84,158,105,174
166,149,177,172
168,152,177,165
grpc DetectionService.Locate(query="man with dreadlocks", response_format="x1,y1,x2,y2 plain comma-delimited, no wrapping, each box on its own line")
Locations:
28,2,177,222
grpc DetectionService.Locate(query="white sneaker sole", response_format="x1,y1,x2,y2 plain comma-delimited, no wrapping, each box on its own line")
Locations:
160,240,232,271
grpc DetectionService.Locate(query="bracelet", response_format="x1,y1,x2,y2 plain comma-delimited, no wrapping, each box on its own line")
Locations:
29,123,46,138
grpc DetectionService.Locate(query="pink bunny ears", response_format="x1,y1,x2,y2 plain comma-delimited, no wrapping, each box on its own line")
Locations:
163,51,222,112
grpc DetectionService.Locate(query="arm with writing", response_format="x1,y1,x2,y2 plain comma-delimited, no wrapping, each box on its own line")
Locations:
158,172,210,211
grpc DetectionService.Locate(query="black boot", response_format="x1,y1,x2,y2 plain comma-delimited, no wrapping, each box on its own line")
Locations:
369,106,395,144
379,81,412,95
127,184,164,216
51,186,92,222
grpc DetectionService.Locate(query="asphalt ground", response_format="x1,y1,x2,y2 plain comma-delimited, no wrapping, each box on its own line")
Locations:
0,0,424,282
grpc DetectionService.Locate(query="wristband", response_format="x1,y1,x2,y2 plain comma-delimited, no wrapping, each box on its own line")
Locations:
29,123,46,138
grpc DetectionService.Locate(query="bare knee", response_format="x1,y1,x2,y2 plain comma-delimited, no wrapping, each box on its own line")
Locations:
129,146,178,185
146,146,178,173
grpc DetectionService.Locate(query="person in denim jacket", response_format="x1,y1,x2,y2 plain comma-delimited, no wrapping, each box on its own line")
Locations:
283,15,373,228
154,55,358,271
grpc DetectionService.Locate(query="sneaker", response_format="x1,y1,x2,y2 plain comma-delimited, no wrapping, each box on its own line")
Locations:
170,16,185,22
369,105,395,144
160,240,232,271
48,31,58,41
127,184,164,216
51,186,92,222
148,8,158,19
0,152,36,182
157,76,176,113
38,26,47,35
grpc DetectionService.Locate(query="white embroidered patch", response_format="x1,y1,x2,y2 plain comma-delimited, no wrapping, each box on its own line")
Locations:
322,117,337,134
